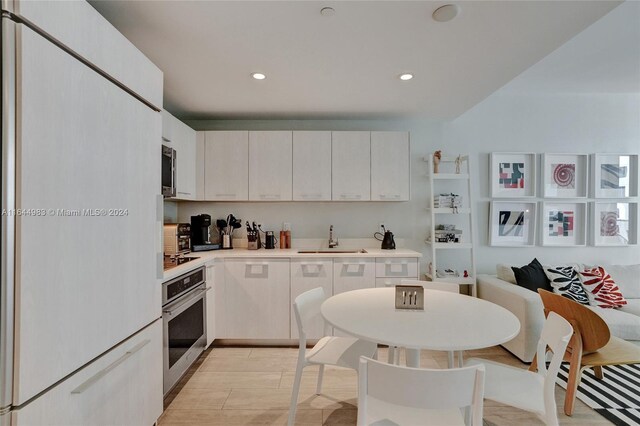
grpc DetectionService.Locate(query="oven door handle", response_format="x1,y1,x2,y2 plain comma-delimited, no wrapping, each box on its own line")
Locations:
163,286,211,316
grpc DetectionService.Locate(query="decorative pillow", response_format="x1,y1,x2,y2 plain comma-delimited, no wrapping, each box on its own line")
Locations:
578,266,627,309
602,264,640,299
496,264,517,284
511,258,552,293
544,266,590,305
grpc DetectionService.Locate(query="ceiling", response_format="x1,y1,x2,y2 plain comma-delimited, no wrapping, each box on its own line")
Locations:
90,1,621,120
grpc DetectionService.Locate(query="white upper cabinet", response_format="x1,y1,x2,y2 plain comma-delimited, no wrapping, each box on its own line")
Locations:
292,131,332,201
162,110,196,200
371,131,410,201
249,131,293,201
204,131,249,201
332,131,371,201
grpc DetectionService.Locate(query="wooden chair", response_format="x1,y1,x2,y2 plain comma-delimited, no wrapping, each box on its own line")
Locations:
357,356,485,426
534,289,640,416
288,287,378,426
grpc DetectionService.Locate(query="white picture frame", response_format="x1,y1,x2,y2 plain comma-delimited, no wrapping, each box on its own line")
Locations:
591,202,638,246
541,153,588,198
591,154,638,198
489,201,537,247
490,152,536,198
540,202,587,246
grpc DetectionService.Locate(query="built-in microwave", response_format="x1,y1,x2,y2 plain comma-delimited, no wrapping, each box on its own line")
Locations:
162,145,176,198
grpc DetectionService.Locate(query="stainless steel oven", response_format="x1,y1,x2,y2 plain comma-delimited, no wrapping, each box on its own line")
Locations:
162,144,176,198
162,266,208,395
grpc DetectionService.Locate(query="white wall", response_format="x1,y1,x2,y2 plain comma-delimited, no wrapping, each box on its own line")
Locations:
175,2,640,275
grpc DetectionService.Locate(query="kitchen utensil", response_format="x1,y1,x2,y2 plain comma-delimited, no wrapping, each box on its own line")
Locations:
375,228,396,250
265,231,276,249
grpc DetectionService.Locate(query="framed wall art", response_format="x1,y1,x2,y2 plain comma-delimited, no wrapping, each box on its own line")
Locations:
489,201,537,246
540,202,587,246
591,154,638,198
591,202,638,246
490,152,536,198
541,153,588,198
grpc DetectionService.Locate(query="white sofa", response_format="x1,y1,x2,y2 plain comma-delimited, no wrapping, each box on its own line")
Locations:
477,264,640,363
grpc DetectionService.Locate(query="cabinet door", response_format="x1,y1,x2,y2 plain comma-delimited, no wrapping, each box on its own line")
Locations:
13,320,163,426
371,131,410,201
333,258,375,294
249,131,293,201
290,259,333,339
174,117,197,200
224,259,290,339
292,131,331,201
332,131,371,201
15,26,161,404
161,109,173,143
213,259,228,338
204,131,249,200
205,263,216,347
195,131,205,200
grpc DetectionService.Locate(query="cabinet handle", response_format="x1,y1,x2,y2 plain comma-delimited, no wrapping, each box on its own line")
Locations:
385,260,408,265
342,262,366,266
71,339,150,394
177,191,191,196
259,194,281,200
339,194,362,200
300,193,323,199
215,193,236,197
246,262,268,266
379,194,401,199
301,262,323,266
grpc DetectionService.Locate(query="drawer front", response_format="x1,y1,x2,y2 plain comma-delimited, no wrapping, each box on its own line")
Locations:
333,258,375,294
13,320,162,426
375,258,418,278
290,259,333,339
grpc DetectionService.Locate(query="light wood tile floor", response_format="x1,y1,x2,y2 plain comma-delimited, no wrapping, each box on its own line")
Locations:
159,345,612,426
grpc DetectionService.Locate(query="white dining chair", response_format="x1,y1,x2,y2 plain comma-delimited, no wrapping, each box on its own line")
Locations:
357,356,485,426
386,280,460,366
288,287,378,426
465,311,573,426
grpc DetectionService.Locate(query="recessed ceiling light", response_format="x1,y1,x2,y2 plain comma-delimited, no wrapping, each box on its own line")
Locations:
320,7,335,17
399,73,414,81
432,4,460,22
251,72,266,80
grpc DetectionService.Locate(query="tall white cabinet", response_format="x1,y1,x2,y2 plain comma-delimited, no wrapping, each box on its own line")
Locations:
292,131,332,201
371,131,410,201
204,131,249,201
249,131,293,201
332,131,371,201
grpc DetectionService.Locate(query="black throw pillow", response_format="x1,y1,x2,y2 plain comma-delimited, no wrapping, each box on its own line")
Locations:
511,258,552,293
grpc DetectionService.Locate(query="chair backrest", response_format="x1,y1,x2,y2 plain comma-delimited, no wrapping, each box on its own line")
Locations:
534,311,574,416
357,356,485,426
400,279,459,293
293,287,326,343
538,289,610,352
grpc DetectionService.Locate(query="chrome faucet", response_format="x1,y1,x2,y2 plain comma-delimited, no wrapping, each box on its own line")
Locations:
328,225,339,248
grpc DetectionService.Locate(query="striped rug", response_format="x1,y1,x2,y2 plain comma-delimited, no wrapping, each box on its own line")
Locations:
556,363,640,425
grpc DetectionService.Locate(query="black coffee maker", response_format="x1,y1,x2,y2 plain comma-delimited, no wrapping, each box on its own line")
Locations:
191,214,219,251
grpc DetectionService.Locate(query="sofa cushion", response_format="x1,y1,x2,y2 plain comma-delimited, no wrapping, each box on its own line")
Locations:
620,299,640,317
603,264,640,299
587,306,640,341
578,266,627,309
544,266,590,305
496,264,517,284
511,258,552,293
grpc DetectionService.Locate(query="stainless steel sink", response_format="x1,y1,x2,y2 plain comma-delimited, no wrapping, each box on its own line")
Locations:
297,249,368,254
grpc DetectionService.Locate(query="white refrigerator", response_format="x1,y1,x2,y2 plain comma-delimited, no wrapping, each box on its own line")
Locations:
1,1,163,424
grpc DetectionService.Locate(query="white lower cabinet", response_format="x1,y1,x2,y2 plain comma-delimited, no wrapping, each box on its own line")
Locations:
290,259,333,339
224,259,291,339
12,320,162,426
213,259,228,339
333,258,375,337
205,262,216,346
375,258,418,278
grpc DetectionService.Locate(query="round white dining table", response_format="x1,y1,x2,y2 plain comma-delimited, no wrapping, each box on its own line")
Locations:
321,287,520,368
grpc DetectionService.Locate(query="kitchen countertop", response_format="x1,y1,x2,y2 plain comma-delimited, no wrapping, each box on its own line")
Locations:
163,247,422,281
